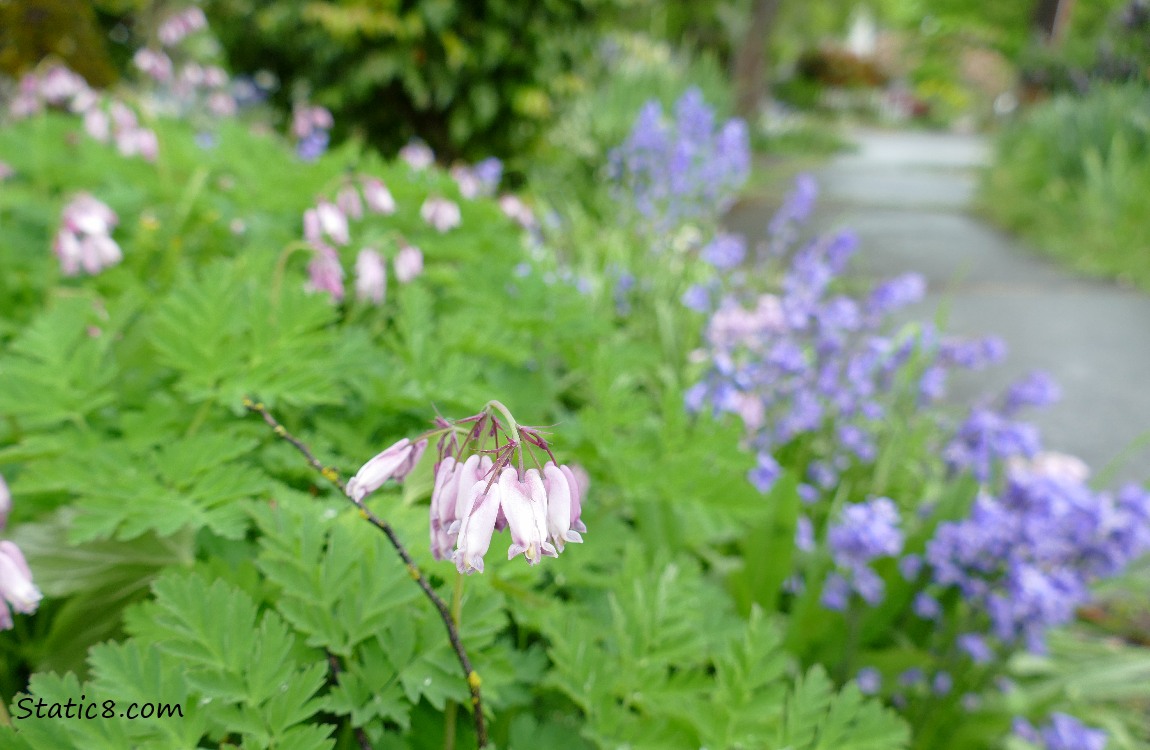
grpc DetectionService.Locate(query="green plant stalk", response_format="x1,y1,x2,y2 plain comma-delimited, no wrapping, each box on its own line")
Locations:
244,399,488,748
444,574,465,750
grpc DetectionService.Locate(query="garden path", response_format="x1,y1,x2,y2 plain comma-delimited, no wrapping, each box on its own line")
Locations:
728,129,1150,486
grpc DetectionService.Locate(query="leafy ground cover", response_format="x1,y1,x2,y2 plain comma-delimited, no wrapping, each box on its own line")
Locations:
0,10,1149,750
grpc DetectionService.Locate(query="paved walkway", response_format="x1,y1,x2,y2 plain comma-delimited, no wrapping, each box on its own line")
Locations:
728,129,1150,486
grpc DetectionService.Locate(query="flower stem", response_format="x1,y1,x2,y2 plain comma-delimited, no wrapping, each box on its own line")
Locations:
243,398,488,748
444,573,465,750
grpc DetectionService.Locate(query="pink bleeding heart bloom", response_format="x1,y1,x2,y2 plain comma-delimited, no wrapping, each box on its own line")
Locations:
399,140,434,170
361,177,396,215
450,165,481,200
346,438,428,503
134,48,173,83
207,92,237,118
63,194,117,236
56,194,122,276
453,481,502,574
315,201,350,246
337,184,364,220
354,249,386,304
420,196,461,233
498,194,536,229
394,245,423,284
0,541,42,630
79,234,123,275
306,245,344,301
84,108,111,141
499,467,557,565
543,462,585,552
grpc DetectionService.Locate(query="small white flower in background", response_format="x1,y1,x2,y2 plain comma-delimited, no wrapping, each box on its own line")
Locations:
306,245,345,301
498,194,536,229
0,162,14,182
337,184,364,220
314,200,350,246
133,48,174,83
451,165,482,200
55,194,122,277
354,249,387,304
394,245,423,283
399,139,435,171
420,196,461,233
361,177,396,215
84,108,110,141
158,6,208,47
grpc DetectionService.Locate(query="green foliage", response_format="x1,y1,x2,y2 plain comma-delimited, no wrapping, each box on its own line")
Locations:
981,84,1150,291
202,0,608,161
0,94,921,749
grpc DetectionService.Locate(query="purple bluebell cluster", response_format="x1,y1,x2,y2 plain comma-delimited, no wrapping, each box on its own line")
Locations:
822,498,904,609
683,175,1042,501
1013,713,1108,750
926,455,1150,653
684,178,936,496
293,104,334,162
941,368,1065,482
608,88,749,235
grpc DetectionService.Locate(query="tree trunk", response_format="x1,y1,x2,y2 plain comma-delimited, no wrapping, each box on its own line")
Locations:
733,0,783,121
1032,0,1076,45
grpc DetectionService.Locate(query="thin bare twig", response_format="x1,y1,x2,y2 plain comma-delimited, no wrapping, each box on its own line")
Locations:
243,398,488,748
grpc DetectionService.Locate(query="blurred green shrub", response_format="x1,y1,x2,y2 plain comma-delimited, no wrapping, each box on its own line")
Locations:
202,0,608,162
982,84,1150,290
528,33,733,213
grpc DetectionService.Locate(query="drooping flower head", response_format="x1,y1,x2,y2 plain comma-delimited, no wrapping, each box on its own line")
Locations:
421,196,461,233
0,540,42,631
54,193,123,277
350,401,590,574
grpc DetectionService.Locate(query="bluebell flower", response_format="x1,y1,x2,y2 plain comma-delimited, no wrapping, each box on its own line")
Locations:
701,233,747,270
682,284,711,312
795,515,815,552
1005,370,1062,414
296,130,329,162
856,667,881,695
748,452,781,494
1014,714,1107,750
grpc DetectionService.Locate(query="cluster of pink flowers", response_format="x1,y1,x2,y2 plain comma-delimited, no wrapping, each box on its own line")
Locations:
54,194,123,276
399,139,435,171
84,100,160,161
0,475,43,631
7,64,159,162
135,50,236,120
498,195,537,230
157,6,209,47
420,196,462,233
301,176,422,303
344,402,588,574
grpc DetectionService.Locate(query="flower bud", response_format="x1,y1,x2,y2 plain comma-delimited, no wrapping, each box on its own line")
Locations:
354,249,386,304
420,197,461,233
394,245,423,284
362,178,396,215
346,438,418,502
0,541,41,617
